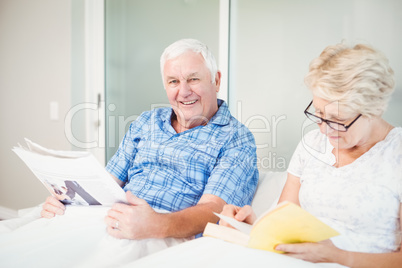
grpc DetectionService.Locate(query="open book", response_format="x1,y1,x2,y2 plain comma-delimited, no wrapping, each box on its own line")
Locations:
13,139,126,206
203,201,339,253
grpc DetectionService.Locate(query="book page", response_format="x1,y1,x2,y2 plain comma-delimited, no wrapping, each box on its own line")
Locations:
253,201,289,225
213,212,253,235
13,141,127,206
203,222,249,247
24,138,90,158
248,202,339,253
208,202,339,254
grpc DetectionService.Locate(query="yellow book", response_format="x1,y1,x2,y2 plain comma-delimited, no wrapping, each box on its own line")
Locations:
203,201,339,253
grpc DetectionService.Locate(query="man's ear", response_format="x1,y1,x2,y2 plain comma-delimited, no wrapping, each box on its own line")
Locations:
215,71,222,92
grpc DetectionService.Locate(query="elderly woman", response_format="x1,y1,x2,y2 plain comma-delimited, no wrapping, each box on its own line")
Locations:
221,43,402,267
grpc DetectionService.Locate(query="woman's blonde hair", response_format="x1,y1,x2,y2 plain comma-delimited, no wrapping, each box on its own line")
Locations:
305,42,395,117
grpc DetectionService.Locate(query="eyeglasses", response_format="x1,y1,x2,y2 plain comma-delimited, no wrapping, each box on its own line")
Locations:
304,101,362,132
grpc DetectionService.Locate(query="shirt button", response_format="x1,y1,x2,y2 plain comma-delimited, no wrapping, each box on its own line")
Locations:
144,184,150,190
159,151,164,155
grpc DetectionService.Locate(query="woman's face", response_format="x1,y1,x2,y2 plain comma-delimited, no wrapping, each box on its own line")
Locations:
312,96,371,150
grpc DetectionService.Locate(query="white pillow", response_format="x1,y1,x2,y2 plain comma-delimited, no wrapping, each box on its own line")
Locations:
251,171,287,217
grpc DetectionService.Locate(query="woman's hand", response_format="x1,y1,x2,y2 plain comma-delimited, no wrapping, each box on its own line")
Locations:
40,196,66,218
275,240,341,263
219,204,257,227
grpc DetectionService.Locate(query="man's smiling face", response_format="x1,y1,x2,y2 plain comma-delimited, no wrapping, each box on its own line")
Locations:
163,51,220,130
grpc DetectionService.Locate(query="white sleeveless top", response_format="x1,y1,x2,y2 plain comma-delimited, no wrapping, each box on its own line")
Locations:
288,127,402,253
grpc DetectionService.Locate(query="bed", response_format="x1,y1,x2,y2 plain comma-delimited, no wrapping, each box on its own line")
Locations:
0,171,346,267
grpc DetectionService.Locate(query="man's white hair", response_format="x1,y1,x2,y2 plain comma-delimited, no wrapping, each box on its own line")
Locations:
160,39,218,84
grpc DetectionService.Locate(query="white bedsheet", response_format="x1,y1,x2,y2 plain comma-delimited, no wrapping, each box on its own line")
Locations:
0,171,349,267
0,206,190,268
130,236,347,268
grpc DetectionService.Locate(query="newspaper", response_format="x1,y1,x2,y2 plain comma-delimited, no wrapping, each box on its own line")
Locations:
13,139,127,206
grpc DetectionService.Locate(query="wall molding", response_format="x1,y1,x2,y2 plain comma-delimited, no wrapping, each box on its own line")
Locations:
84,0,106,165
218,0,230,103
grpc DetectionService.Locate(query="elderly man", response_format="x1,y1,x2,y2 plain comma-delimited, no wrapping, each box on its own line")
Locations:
42,38,258,241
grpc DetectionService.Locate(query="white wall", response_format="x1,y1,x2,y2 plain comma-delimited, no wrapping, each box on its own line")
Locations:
0,0,72,213
229,0,402,171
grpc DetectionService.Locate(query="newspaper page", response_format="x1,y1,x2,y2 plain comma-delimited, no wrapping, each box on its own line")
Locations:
13,139,127,206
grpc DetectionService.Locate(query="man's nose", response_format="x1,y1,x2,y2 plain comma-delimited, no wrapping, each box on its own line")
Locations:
179,81,192,97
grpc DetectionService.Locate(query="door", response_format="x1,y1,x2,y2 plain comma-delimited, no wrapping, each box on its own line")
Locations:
104,0,221,161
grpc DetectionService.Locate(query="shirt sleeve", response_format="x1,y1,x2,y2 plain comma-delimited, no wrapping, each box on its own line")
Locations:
203,125,259,207
287,139,305,178
287,129,325,178
394,132,402,203
105,111,149,183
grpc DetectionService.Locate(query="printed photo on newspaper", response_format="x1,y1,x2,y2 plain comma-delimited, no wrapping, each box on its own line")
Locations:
12,139,127,206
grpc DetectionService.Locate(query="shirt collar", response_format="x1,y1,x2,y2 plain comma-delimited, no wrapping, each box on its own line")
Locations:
209,99,230,126
162,99,231,126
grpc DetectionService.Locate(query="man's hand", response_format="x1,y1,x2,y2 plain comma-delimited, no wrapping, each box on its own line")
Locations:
219,204,257,227
105,191,163,240
40,196,65,218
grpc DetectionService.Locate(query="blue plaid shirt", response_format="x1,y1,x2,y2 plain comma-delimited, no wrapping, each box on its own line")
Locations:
106,100,258,212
